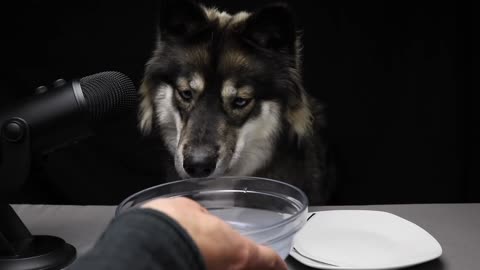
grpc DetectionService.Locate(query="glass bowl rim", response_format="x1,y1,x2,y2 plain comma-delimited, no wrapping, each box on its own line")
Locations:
115,176,309,236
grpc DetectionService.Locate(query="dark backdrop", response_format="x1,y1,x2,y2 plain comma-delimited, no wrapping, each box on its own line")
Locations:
0,1,473,205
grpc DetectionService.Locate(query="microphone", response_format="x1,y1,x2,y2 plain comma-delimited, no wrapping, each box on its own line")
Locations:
0,71,138,270
0,71,137,154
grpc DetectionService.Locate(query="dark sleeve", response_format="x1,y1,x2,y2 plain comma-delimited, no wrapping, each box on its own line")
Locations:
69,208,206,270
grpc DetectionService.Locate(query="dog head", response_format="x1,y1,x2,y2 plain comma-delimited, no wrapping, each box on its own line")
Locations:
139,0,313,178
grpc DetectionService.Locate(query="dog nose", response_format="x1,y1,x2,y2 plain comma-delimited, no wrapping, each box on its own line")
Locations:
183,147,218,178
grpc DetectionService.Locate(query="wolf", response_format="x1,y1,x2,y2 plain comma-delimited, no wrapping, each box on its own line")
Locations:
137,0,335,205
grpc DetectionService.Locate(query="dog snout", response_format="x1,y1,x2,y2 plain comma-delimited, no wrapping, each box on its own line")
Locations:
183,146,218,178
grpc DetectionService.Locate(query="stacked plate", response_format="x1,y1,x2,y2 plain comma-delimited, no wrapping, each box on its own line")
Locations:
290,210,443,269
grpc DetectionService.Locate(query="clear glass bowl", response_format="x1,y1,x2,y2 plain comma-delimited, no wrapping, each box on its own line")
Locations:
116,176,309,259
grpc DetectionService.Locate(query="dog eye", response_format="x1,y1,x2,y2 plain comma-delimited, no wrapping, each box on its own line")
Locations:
179,90,193,101
232,97,251,109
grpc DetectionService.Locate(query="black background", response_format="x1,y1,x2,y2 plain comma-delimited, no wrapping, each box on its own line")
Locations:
0,1,474,205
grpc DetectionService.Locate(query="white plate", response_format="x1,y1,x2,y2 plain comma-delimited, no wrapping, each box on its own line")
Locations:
290,210,442,269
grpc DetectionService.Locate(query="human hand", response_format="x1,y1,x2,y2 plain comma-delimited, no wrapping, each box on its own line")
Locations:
142,197,287,270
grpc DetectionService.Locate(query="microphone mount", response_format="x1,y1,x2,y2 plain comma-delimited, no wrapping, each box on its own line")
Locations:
0,83,76,270
0,70,136,270
1,117,31,192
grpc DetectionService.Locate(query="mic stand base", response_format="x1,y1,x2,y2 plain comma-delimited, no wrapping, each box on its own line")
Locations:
0,236,76,270
1,204,76,270
1,111,77,269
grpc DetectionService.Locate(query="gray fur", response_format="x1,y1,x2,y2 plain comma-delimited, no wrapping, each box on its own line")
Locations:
138,1,334,205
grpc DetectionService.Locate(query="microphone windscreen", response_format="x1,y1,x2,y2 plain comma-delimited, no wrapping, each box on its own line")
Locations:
80,71,137,122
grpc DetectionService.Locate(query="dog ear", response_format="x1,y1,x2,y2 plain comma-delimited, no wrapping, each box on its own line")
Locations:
158,0,209,38
242,3,296,53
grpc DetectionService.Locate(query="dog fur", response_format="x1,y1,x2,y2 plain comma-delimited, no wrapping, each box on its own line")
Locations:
137,0,334,204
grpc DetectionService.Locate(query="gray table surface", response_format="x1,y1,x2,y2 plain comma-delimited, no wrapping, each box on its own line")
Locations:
12,203,480,270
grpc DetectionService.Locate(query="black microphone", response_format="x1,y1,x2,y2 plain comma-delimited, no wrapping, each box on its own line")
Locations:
0,71,137,154
0,72,138,270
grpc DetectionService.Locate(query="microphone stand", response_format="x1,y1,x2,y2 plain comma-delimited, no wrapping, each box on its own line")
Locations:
0,117,76,270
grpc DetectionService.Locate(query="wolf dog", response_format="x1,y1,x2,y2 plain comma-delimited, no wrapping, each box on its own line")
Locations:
137,0,334,205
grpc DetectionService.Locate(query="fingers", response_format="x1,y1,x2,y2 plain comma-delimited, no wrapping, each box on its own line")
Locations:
141,197,207,213
175,197,208,213
140,197,288,270
254,245,288,270
242,240,288,270
258,245,288,270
